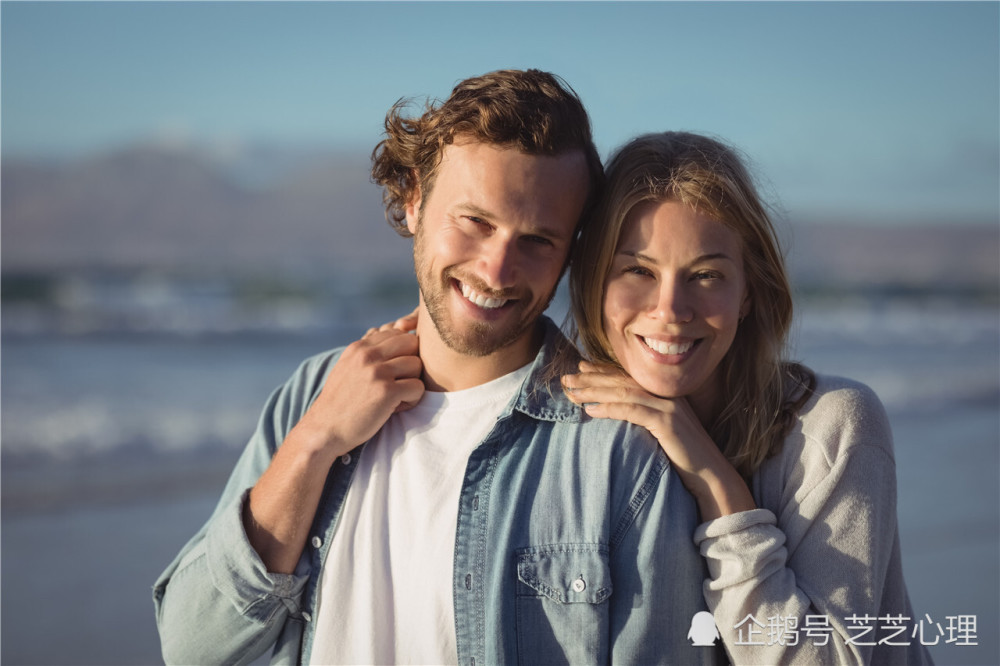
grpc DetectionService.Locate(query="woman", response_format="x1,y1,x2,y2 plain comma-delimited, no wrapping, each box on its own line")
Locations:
561,132,931,664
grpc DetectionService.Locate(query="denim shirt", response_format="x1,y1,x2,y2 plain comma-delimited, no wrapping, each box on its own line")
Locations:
153,318,715,665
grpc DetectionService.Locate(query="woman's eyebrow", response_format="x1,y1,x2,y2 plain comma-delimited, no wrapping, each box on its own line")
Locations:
617,249,736,263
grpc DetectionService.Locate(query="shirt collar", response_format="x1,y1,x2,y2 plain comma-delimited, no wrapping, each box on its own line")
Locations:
508,316,585,423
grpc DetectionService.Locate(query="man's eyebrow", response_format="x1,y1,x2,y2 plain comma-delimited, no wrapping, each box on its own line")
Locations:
456,202,494,220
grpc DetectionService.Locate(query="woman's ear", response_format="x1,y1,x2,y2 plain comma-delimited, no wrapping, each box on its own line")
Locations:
739,290,752,321
404,174,422,236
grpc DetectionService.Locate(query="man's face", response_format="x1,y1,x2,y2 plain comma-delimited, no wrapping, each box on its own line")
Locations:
405,140,589,357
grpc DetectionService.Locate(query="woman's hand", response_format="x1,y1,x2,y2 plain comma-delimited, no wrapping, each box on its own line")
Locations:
561,360,756,521
367,307,419,336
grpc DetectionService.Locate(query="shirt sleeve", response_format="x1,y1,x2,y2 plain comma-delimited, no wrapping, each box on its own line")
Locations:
152,352,334,665
693,387,910,664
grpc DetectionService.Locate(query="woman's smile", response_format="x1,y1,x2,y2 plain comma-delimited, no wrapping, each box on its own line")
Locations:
635,333,700,363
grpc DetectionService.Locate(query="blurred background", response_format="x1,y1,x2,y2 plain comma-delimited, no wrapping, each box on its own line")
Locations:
2,2,997,664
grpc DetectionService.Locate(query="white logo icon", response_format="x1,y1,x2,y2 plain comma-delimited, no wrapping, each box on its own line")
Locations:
687,611,720,646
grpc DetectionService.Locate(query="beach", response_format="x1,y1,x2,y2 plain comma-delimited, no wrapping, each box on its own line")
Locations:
2,299,998,665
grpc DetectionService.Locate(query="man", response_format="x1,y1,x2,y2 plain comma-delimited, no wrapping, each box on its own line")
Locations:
154,69,712,665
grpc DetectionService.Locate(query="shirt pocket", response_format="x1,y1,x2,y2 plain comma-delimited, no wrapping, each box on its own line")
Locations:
514,544,612,665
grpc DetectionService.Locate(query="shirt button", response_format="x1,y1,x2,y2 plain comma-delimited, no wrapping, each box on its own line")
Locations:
311,536,323,549
572,577,586,593
301,612,312,622
340,453,352,465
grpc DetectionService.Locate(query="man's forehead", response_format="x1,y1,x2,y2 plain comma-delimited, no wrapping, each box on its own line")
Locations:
438,140,589,180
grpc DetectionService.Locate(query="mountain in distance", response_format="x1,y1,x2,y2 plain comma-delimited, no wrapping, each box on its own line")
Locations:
3,140,998,295
2,141,413,278
784,221,998,296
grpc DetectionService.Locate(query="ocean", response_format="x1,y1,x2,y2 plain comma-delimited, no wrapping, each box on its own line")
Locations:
2,291,998,664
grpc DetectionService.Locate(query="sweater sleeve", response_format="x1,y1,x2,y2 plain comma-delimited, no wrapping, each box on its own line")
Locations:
693,383,913,665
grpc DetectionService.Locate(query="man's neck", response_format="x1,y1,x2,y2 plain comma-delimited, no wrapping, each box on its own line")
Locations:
415,312,543,393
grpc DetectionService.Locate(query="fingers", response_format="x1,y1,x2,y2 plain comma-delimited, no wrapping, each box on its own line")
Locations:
581,399,665,432
392,307,419,332
392,377,425,411
561,361,642,393
561,371,633,391
382,354,423,380
357,327,420,358
367,307,420,336
313,327,424,448
561,359,671,417
562,382,664,411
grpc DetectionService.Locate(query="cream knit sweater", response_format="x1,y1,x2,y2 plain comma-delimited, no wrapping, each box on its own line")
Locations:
694,374,933,665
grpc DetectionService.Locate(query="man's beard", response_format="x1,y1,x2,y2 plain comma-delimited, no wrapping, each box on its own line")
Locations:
412,224,554,357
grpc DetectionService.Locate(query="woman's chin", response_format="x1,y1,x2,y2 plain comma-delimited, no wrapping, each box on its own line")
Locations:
628,367,687,400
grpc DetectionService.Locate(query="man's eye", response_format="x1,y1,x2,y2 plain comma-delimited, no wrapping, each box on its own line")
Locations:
465,217,493,233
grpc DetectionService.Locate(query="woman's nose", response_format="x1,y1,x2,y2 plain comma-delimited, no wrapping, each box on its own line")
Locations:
650,279,694,323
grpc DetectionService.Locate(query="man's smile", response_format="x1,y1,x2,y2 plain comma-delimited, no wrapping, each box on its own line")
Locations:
459,281,510,310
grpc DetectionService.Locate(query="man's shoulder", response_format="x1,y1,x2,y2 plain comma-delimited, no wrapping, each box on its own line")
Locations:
524,323,664,468
296,345,348,378
530,385,667,480
268,344,348,405
577,410,664,467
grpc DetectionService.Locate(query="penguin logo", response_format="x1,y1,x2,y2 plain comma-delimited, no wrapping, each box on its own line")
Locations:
687,611,720,646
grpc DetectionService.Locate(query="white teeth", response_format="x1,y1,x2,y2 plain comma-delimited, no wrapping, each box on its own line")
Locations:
461,283,508,309
642,336,694,356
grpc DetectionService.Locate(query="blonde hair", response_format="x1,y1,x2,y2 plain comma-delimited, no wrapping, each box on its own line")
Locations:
570,132,813,478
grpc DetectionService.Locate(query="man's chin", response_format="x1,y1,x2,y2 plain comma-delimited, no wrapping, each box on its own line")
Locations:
431,312,537,357
439,325,520,357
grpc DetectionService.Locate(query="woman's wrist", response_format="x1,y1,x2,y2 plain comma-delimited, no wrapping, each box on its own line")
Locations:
680,464,757,522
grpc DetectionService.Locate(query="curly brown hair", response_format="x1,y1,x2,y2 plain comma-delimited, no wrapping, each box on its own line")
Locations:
371,69,604,237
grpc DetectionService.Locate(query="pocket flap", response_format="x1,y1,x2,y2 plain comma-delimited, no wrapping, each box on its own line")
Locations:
516,544,612,604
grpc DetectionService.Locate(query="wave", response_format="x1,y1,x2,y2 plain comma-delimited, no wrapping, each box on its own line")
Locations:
2,300,997,465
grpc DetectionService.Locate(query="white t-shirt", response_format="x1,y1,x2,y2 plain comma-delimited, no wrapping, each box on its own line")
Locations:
309,363,530,665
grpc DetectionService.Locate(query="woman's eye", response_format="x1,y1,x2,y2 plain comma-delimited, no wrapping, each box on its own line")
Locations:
693,270,722,281
624,265,653,277
525,235,553,247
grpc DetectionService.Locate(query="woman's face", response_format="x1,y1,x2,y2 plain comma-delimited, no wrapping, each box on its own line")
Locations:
602,200,748,417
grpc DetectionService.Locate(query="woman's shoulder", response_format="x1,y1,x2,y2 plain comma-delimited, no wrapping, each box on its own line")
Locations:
755,372,897,507
803,373,886,413
792,371,894,465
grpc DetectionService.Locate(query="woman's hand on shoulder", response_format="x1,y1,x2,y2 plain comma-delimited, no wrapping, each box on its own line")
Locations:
366,306,419,336
562,360,716,471
561,360,756,520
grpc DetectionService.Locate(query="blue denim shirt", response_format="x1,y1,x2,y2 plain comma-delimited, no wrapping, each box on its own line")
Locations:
153,318,715,665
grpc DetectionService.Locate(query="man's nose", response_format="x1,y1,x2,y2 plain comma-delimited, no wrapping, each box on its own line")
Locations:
477,236,519,289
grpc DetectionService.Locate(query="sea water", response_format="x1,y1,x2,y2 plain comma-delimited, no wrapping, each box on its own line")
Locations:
2,295,998,664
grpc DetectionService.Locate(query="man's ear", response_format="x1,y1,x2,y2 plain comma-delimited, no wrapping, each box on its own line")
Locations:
404,176,422,236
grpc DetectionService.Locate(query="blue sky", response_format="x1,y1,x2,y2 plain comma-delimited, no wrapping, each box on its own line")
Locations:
2,1,998,223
